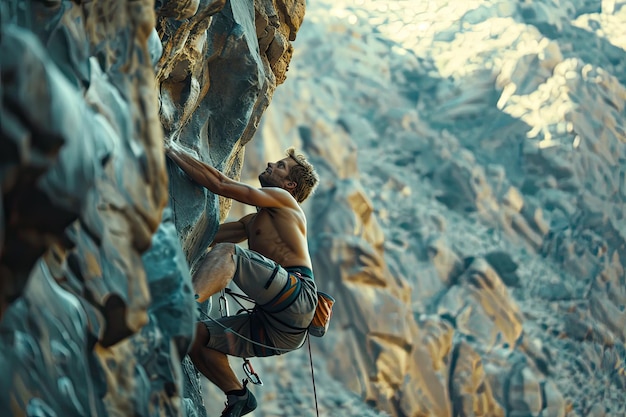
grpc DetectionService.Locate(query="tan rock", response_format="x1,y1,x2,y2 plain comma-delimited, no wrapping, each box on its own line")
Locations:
438,258,524,349
450,342,505,417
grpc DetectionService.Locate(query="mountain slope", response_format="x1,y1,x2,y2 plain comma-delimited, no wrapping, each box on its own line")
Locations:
242,1,626,415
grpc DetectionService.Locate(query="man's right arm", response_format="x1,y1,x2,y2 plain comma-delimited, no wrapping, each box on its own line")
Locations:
166,143,299,210
166,142,230,195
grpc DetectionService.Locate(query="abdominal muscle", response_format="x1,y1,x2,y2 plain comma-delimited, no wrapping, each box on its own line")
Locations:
246,210,312,268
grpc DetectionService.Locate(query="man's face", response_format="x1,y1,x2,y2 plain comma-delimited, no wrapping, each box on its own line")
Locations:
259,157,295,189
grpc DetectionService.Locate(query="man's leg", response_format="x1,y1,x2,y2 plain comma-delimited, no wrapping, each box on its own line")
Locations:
188,322,242,393
192,243,236,303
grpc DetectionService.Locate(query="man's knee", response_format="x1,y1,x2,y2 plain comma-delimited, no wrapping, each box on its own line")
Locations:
211,242,236,258
193,243,236,279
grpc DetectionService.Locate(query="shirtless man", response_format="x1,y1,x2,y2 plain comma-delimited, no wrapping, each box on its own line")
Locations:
165,143,319,417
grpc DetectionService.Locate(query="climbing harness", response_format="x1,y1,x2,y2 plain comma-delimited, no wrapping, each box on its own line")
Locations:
223,288,320,414
198,306,304,353
204,287,324,415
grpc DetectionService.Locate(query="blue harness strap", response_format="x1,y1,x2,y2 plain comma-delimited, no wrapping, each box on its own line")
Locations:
259,272,302,313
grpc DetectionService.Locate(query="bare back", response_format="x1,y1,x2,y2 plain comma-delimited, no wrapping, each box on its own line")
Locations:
245,205,312,269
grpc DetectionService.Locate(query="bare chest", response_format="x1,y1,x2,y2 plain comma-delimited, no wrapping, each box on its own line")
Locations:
247,211,279,244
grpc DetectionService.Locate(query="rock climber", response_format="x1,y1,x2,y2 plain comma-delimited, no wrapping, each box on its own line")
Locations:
165,142,319,417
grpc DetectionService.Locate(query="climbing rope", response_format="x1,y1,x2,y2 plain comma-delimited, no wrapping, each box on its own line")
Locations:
216,288,263,386
307,336,320,417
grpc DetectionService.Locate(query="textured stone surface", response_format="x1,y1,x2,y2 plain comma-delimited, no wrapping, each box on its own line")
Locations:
156,0,307,267
1,0,306,416
0,0,188,414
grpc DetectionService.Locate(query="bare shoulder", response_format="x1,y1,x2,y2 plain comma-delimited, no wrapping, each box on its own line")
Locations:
260,187,301,209
238,213,256,225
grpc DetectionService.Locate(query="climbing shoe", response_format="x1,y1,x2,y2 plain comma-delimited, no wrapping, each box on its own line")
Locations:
220,381,257,417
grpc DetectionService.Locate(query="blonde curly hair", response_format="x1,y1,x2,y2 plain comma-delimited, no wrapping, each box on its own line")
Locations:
285,147,319,203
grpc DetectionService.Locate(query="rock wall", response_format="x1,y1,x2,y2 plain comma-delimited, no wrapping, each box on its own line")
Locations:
0,0,305,416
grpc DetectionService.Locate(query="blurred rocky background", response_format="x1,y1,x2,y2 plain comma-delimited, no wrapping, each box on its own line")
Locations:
229,1,626,416
2,1,626,417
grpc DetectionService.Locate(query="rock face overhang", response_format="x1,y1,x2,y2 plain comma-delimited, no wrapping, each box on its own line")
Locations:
0,0,306,416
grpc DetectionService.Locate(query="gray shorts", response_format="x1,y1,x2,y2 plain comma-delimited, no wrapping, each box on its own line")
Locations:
202,245,317,357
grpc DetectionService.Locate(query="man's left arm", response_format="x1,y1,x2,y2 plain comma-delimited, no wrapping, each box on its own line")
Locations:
211,214,254,245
